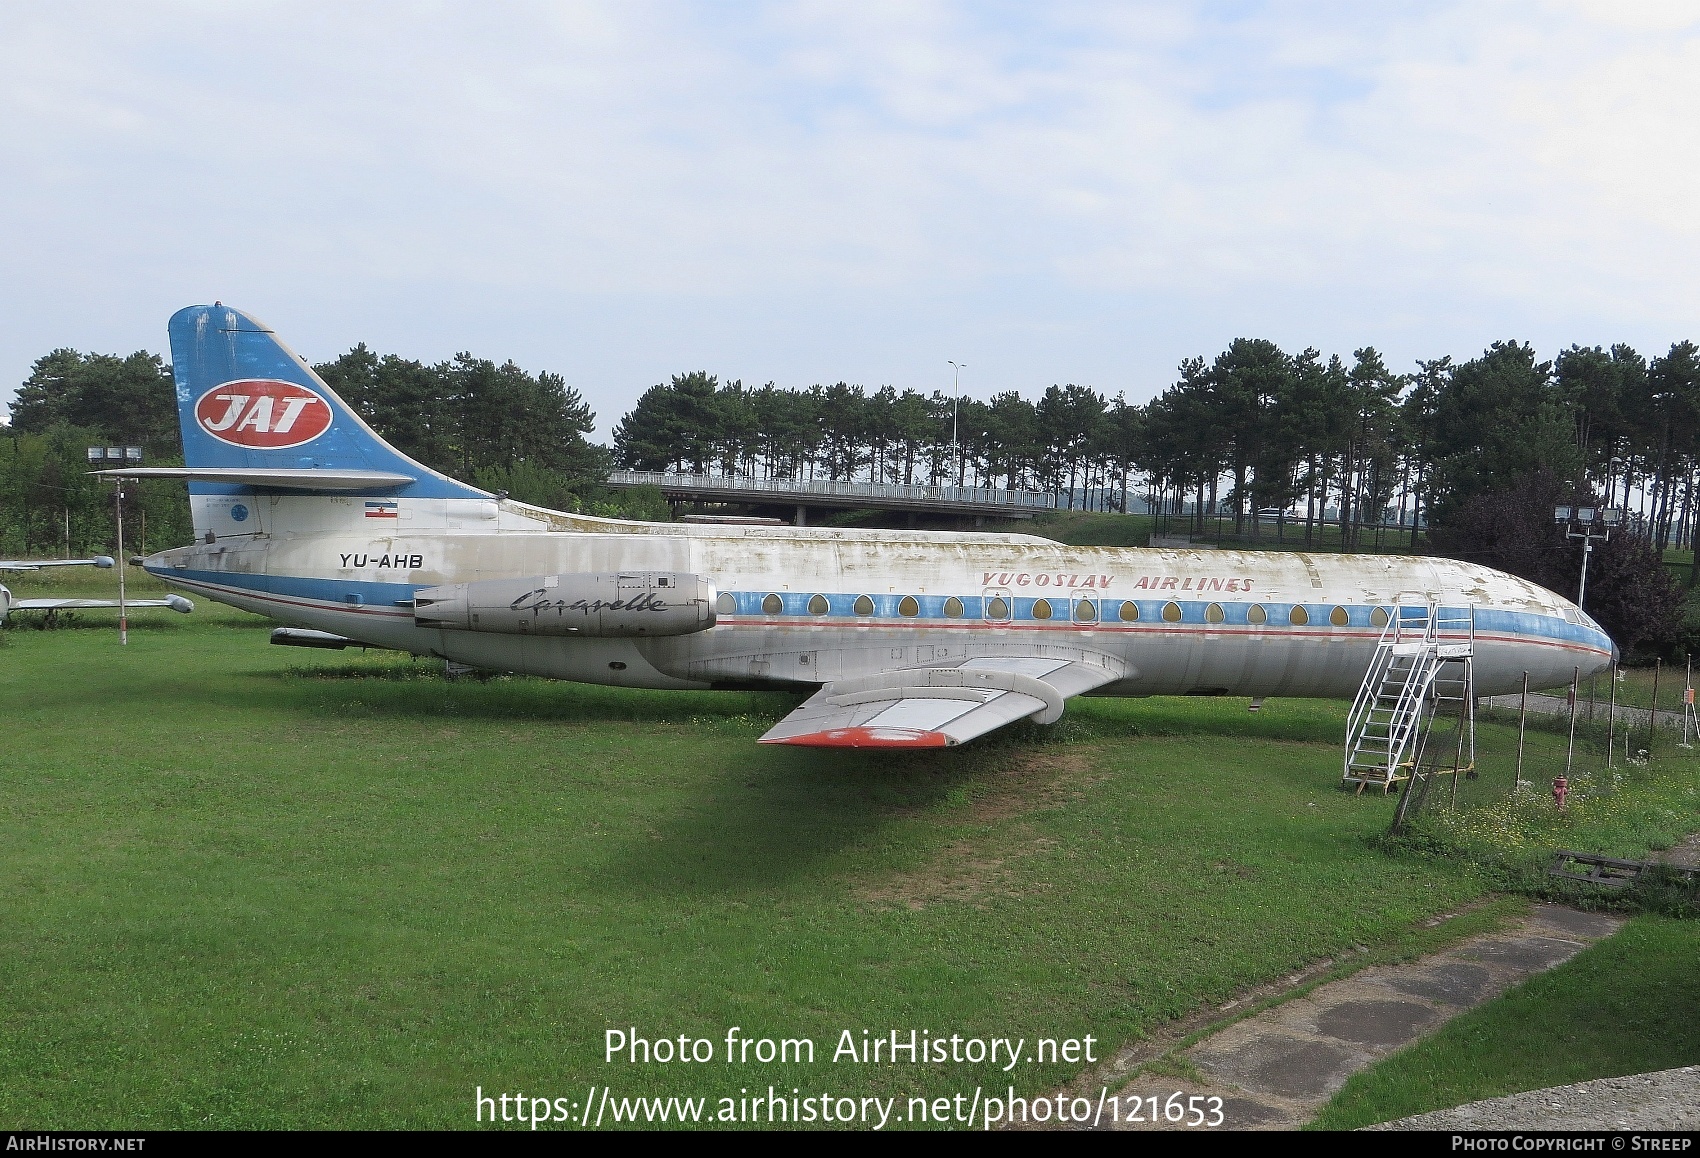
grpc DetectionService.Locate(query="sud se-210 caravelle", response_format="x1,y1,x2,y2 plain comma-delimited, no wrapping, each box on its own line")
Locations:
114,304,1615,748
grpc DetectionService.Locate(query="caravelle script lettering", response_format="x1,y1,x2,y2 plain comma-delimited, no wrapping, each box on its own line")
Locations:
509,590,671,616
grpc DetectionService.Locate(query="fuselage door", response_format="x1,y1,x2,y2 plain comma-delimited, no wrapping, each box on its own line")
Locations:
982,587,1013,624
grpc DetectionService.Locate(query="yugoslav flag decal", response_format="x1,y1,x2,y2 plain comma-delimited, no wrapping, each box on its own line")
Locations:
194,380,333,449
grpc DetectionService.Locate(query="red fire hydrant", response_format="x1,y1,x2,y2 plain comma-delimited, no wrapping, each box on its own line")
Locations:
1552,776,1569,810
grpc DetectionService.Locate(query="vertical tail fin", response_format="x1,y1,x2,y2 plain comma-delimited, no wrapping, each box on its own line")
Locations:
168,304,486,500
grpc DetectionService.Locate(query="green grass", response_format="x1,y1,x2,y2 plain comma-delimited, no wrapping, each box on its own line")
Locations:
1425,704,1700,880
1,580,1695,1129
1311,916,1700,1129
1577,665,1697,714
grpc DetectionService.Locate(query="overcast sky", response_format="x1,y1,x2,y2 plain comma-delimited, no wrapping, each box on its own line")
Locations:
4,1,1699,435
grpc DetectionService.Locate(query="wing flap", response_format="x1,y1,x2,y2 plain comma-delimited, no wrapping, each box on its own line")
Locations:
759,655,1123,748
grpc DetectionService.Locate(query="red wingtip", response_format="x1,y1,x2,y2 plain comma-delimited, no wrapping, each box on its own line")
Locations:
760,726,951,748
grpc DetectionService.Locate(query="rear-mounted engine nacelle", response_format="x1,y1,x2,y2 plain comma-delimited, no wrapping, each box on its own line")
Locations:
413,571,716,637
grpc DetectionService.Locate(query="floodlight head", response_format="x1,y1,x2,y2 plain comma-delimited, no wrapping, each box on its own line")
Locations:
1603,508,1622,526
86,447,104,463
1554,505,1572,522
1578,507,1597,524
124,446,142,463
106,446,122,461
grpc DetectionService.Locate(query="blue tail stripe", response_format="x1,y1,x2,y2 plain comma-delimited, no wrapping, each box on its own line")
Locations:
168,304,487,500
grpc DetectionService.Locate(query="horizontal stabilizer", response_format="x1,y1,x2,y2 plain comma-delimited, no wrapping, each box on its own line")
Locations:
759,655,1124,748
93,467,416,491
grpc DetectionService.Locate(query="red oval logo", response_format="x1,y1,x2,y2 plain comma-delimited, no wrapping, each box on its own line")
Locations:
194,380,332,449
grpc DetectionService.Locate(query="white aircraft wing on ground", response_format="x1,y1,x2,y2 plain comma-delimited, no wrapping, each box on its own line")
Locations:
9,596,193,613
0,556,192,623
758,655,1125,748
1,556,115,571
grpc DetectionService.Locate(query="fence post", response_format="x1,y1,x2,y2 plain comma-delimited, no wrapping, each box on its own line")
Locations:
1516,671,1529,783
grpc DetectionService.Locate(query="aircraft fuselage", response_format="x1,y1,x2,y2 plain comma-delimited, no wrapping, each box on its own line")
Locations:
146,501,1614,701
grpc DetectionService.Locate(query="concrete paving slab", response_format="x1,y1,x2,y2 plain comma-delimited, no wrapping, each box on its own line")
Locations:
1313,999,1442,1050
1524,902,1624,940
1369,960,1499,1007
1191,1028,1371,1099
1263,979,1442,1047
1451,934,1587,971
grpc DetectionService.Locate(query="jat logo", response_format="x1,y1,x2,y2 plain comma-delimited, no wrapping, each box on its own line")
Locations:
195,380,332,449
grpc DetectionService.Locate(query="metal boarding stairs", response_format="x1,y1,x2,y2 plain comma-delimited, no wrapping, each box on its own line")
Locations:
1343,604,1476,804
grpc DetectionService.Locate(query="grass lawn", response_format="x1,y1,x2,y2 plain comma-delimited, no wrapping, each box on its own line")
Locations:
1,581,1695,1128
1580,664,1699,715
1311,916,1700,1129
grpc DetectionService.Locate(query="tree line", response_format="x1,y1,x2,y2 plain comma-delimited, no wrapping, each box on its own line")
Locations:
4,334,1697,653
612,339,1700,558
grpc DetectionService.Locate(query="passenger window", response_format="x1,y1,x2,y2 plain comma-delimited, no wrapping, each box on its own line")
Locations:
943,596,965,618
762,593,783,615
986,596,1010,619
1162,601,1182,622
808,593,829,615
1119,600,1139,622
716,592,736,615
1247,604,1267,625
1289,605,1309,626
1206,602,1224,624
1330,606,1349,627
1370,607,1389,629
1074,599,1097,623
898,595,920,617
853,594,875,616
1032,598,1053,620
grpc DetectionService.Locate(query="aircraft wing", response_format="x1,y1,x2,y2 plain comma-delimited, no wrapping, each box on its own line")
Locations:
1,556,115,571
758,655,1124,748
10,596,194,613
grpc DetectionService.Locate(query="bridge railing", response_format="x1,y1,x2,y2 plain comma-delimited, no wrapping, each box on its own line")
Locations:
606,470,1057,510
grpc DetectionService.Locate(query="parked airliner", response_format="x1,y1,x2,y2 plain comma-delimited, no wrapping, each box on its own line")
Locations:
111,305,1614,747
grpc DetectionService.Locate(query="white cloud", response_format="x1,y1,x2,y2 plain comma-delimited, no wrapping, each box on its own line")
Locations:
4,1,1700,427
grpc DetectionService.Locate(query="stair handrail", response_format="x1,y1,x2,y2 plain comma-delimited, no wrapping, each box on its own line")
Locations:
1380,646,1442,775
1378,603,1445,774
1343,606,1405,778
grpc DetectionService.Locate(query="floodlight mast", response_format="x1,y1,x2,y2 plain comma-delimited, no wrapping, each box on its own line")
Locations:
1555,503,1618,610
90,446,144,644
947,361,967,487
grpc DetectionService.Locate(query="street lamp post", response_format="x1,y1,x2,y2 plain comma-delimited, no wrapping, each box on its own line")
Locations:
88,446,143,645
1554,504,1620,610
947,361,966,489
